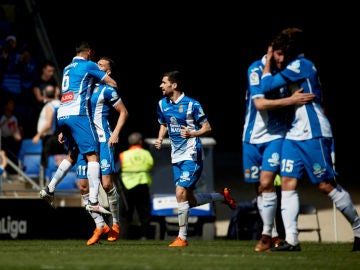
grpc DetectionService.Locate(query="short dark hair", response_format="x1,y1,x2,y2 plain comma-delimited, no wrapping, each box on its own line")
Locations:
75,41,92,53
163,70,185,90
128,132,143,145
44,84,56,98
40,59,56,70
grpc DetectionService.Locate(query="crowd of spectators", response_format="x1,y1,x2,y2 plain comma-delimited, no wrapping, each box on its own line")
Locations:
0,5,61,179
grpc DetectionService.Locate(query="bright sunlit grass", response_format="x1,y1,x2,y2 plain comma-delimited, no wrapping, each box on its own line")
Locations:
0,239,358,270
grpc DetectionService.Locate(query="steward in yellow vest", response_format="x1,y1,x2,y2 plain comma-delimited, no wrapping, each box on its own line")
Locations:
120,135,154,190
119,132,154,239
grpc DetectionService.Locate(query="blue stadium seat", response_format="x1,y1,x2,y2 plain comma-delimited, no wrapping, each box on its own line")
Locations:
46,154,78,191
18,138,42,178
22,154,42,178
45,155,57,180
18,138,42,161
53,171,78,190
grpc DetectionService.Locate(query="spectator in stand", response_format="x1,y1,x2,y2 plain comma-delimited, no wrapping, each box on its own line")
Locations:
0,96,23,175
19,46,38,101
32,84,66,181
29,59,60,137
0,35,22,96
0,149,8,191
17,46,38,134
0,149,8,178
0,6,13,41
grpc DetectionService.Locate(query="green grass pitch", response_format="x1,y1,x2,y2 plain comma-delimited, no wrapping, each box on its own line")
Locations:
0,239,358,270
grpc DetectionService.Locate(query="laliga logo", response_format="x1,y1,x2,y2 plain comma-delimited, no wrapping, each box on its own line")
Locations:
0,216,27,239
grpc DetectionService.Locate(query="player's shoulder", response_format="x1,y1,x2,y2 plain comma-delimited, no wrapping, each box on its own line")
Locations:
286,55,314,73
157,97,168,109
50,99,61,107
292,55,314,66
300,56,316,69
179,95,199,107
182,94,198,103
85,59,100,68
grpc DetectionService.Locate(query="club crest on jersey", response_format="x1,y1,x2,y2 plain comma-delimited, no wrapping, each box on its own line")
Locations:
179,171,190,182
268,152,280,167
101,159,110,171
178,105,184,113
111,91,119,101
244,169,251,179
312,163,326,178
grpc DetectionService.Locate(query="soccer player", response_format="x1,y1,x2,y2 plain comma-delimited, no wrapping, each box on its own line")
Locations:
261,28,360,252
76,56,128,245
39,41,117,215
243,48,315,251
154,70,236,247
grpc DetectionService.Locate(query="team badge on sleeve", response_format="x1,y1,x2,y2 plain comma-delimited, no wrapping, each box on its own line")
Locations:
249,72,260,86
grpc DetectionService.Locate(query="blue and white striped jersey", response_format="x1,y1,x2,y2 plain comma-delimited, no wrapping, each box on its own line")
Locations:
242,56,290,144
261,55,332,140
91,83,121,143
57,56,107,118
157,93,207,163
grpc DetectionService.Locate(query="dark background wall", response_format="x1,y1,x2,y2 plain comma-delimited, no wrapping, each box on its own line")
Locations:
6,1,358,186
